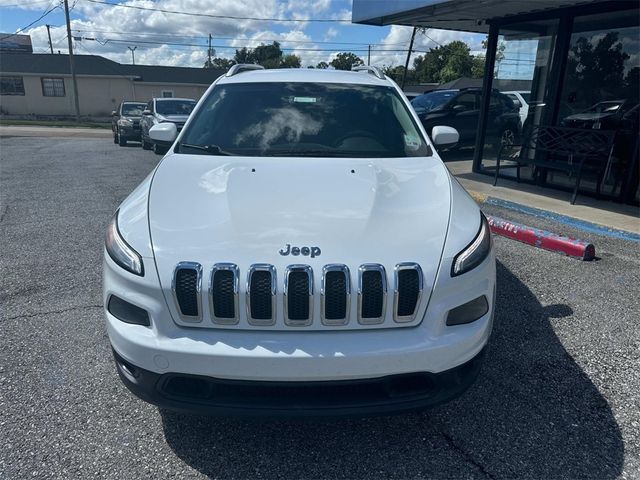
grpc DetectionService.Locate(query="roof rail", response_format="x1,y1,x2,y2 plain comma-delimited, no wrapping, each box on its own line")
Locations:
351,65,385,80
226,64,265,77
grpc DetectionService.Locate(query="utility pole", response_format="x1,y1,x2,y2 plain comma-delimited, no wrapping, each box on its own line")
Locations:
63,0,80,122
46,25,53,54
128,46,137,65
401,27,417,89
207,34,212,67
367,45,371,66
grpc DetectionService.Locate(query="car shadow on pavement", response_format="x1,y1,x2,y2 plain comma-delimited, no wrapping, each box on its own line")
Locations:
160,261,623,479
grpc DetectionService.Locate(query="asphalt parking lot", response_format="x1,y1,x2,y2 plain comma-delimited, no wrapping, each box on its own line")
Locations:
1,134,638,479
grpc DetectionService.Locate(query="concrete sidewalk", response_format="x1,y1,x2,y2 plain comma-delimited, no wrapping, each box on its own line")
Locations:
0,125,111,138
447,160,640,236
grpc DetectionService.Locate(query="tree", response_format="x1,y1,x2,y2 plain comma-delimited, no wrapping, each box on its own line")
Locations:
330,52,364,71
280,54,301,68
232,42,301,69
315,61,329,69
382,65,416,84
413,41,474,83
471,55,485,78
234,47,253,64
204,57,236,70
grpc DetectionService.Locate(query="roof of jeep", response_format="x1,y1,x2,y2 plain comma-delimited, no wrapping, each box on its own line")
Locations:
216,68,393,87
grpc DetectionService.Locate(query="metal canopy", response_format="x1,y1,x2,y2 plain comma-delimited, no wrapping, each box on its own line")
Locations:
351,0,606,32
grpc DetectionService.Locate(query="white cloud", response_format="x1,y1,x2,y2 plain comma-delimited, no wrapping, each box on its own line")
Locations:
324,27,338,40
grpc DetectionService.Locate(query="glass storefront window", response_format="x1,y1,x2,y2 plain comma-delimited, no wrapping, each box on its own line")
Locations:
479,19,560,180
554,11,639,202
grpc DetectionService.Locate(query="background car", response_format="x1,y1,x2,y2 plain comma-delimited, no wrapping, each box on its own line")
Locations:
561,99,633,130
140,97,196,154
503,91,530,127
111,101,146,146
411,88,521,151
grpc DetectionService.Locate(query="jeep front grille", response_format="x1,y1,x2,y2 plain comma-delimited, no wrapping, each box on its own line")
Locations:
284,265,313,326
358,264,387,324
247,264,277,325
170,262,424,329
321,264,350,325
209,263,239,324
172,262,202,320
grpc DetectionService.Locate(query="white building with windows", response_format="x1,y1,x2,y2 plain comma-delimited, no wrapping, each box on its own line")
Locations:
0,52,224,118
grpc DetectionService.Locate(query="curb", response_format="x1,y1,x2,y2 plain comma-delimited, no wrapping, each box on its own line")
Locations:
469,191,640,243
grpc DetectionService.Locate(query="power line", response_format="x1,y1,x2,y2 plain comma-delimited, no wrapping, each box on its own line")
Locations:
0,1,59,41
83,0,353,23
70,27,410,47
81,36,433,54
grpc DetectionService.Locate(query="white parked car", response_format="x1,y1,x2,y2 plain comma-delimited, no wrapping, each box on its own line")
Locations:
103,65,496,416
503,91,530,127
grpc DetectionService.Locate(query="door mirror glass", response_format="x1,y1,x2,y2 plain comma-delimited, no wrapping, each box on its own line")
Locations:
111,110,118,117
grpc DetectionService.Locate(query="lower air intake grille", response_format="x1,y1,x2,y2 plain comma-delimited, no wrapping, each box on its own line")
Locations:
174,264,201,318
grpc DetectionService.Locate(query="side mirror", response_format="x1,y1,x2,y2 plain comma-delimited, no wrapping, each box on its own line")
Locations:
431,126,459,148
149,123,178,143
111,110,117,116
142,109,152,116
452,104,466,113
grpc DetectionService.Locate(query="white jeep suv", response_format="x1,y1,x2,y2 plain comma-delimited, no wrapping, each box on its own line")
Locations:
103,65,495,416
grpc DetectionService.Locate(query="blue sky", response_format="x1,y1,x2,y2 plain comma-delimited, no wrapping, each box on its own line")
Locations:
0,0,486,70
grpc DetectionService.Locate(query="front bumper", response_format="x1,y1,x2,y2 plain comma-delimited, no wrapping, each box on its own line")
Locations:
118,125,141,139
113,347,485,416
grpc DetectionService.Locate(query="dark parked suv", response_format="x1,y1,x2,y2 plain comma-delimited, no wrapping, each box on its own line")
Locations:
411,88,520,150
111,101,146,146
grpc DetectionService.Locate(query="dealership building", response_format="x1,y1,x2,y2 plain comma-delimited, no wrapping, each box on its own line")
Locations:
354,0,639,204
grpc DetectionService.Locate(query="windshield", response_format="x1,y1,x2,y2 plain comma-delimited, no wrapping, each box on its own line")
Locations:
156,100,195,116
179,82,431,158
411,91,456,113
122,103,145,116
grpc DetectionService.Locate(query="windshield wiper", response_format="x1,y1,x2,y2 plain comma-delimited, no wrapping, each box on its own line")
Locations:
178,142,232,156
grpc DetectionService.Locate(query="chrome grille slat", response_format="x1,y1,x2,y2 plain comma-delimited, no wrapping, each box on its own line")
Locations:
357,264,387,325
246,264,276,326
284,265,313,326
321,264,350,326
172,262,203,322
393,263,424,323
209,263,239,325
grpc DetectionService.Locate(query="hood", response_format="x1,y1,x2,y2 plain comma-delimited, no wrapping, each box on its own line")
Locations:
148,154,452,324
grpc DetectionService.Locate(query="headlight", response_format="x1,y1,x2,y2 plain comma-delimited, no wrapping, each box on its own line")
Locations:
451,213,491,276
105,210,144,276
118,118,133,127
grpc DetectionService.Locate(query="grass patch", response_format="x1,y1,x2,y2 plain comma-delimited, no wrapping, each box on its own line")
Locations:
0,119,110,129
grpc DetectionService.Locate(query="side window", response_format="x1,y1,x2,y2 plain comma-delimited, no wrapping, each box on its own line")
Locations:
0,76,25,95
489,93,502,108
452,93,477,111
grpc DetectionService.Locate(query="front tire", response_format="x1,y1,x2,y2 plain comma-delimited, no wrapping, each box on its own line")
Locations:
492,126,517,154
118,129,127,146
141,136,151,150
113,130,118,144
152,142,165,155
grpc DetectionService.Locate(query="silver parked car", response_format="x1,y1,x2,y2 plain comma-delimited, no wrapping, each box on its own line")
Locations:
140,97,196,154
